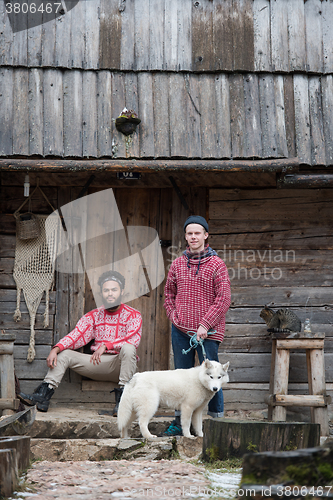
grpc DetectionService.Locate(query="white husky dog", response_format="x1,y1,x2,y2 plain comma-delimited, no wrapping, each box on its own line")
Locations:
117,359,229,439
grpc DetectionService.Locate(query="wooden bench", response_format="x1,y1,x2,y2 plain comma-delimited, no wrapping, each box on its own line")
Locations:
0,332,19,416
267,332,330,436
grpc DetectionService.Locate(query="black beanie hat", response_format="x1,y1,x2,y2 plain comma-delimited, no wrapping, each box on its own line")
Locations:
184,215,209,233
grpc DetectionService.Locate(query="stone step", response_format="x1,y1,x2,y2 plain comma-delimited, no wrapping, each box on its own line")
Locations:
30,436,203,462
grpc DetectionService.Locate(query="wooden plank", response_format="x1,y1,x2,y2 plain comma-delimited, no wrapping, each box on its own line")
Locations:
85,0,100,70
97,71,112,157
134,0,150,70
287,0,306,72
63,70,83,157
14,359,48,379
27,6,43,67
111,72,126,158
230,286,333,308
149,0,164,70
14,345,51,359
82,71,98,158
169,74,187,158
294,75,311,165
177,0,192,71
227,307,333,326
304,0,323,73
9,330,53,345
0,1,13,65
137,73,154,157
152,73,170,158
253,0,271,72
99,0,121,69
184,74,201,158
13,69,29,156
70,0,85,68
0,301,55,316
55,9,71,68
322,75,333,166
283,75,296,159
244,73,261,158
123,72,139,157
0,69,13,156
41,11,56,67
192,0,213,71
154,189,172,370
270,0,289,72
28,69,44,155
215,74,231,159
120,0,134,70
0,289,55,303
43,70,63,156
199,74,217,158
274,75,288,158
232,0,254,71
229,74,245,158
308,76,326,166
53,187,71,345
1,314,54,330
213,0,233,71
164,0,178,71
322,1,333,74
259,74,278,158
12,15,28,66
270,395,326,407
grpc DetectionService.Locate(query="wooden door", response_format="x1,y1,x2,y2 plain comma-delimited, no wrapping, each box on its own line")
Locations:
84,187,172,372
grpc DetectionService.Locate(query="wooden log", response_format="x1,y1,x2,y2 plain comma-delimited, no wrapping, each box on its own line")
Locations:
0,448,18,498
202,420,320,461
276,339,324,350
308,348,329,436
278,174,333,188
272,344,289,421
0,436,30,471
0,158,300,173
267,394,329,407
0,334,16,416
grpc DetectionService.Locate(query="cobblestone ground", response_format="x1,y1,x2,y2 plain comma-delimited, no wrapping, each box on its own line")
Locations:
17,460,215,500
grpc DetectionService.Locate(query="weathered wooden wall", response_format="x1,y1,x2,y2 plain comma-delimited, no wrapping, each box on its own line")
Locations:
0,68,333,165
1,0,333,74
211,188,333,413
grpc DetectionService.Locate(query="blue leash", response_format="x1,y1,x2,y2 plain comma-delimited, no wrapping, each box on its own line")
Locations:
182,329,216,360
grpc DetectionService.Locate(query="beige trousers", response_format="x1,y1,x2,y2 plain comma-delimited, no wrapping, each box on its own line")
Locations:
44,343,137,388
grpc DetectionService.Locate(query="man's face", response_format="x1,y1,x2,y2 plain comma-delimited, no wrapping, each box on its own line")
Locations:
185,223,208,253
101,280,123,309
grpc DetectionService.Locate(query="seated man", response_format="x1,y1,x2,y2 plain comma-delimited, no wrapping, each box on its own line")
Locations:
18,270,142,415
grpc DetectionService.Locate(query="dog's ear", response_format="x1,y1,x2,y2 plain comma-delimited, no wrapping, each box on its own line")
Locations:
204,359,213,368
222,361,229,372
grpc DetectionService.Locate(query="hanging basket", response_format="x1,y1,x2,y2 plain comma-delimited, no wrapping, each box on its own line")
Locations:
15,212,40,240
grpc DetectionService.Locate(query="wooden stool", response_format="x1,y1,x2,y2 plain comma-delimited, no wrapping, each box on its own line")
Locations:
0,332,19,416
267,332,330,436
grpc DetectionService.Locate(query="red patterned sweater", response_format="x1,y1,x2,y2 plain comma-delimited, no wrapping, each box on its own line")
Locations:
164,253,231,342
55,304,142,354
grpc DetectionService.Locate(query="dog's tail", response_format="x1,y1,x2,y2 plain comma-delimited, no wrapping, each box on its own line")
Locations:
117,377,136,437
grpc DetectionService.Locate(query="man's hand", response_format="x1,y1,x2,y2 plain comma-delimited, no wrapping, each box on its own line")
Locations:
90,344,107,365
47,347,60,369
196,325,208,340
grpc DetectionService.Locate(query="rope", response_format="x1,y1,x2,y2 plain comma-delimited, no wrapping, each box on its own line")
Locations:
182,329,216,360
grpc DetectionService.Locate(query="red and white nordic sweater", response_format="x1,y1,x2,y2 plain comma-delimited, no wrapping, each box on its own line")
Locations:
55,304,142,354
164,252,231,342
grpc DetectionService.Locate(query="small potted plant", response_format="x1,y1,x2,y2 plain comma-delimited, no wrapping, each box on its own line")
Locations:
115,108,141,136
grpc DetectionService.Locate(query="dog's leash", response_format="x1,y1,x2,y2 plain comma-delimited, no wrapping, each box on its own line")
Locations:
182,330,216,360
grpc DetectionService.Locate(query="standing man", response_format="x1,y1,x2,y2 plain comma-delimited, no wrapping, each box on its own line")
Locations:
18,270,142,415
163,215,231,436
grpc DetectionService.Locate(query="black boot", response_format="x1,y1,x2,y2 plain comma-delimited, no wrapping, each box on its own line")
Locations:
112,387,124,417
18,382,55,412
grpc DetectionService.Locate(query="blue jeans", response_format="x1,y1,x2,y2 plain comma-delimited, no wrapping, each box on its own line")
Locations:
171,324,224,418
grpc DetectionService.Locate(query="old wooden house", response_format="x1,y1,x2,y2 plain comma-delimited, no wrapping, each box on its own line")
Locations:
0,0,332,417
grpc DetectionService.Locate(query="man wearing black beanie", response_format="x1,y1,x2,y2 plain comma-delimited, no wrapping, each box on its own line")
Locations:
163,215,231,436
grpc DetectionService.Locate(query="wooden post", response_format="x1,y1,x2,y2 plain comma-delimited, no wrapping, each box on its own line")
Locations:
308,348,329,436
0,333,17,416
271,346,290,422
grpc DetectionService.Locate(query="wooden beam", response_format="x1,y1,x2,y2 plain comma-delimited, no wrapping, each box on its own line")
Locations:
0,157,300,173
278,174,333,188
276,339,325,350
267,394,331,407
